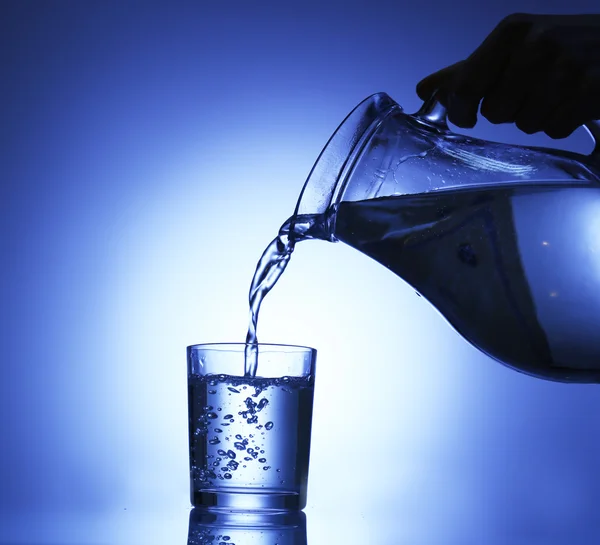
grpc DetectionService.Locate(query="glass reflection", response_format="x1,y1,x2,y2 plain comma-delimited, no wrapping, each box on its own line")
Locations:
187,508,307,545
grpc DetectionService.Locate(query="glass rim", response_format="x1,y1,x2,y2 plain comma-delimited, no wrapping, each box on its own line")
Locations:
187,342,316,353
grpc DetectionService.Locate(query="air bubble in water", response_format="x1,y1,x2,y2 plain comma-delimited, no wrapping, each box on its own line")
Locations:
224,414,233,420
224,473,232,479
217,449,227,456
207,412,218,419
209,437,220,445
228,387,240,393
258,458,266,463
265,421,274,430
256,398,269,412
235,434,243,440
263,466,271,470
234,442,246,450
227,450,236,459
245,398,257,412
215,428,223,433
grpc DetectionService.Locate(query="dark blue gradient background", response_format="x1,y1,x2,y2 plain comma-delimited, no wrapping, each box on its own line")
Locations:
2,1,600,543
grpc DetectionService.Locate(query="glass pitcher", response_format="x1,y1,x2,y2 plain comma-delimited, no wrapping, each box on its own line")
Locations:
291,93,600,383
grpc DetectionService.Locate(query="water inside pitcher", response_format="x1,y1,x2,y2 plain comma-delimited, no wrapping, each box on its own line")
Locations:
292,93,600,383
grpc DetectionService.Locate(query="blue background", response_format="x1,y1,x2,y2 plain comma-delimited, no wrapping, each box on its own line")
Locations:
2,1,600,543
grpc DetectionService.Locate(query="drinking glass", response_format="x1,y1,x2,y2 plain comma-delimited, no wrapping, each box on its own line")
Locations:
187,343,316,511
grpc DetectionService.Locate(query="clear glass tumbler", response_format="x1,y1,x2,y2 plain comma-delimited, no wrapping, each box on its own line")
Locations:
187,343,317,511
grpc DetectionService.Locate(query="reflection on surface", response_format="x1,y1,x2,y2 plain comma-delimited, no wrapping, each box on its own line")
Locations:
188,508,307,545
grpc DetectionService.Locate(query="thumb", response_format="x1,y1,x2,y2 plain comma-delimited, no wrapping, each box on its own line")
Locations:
416,62,464,102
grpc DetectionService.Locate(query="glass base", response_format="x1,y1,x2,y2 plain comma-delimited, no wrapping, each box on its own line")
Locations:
192,487,305,511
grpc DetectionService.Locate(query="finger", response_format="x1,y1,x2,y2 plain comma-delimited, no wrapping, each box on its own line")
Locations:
544,101,586,140
446,17,533,128
544,69,598,139
515,55,581,135
479,39,554,128
416,62,464,102
576,66,600,120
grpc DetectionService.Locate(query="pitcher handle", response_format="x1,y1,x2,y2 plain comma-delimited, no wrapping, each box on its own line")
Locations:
415,93,600,160
413,93,449,132
584,120,600,160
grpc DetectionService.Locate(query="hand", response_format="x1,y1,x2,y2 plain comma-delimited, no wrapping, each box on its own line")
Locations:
416,13,600,138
